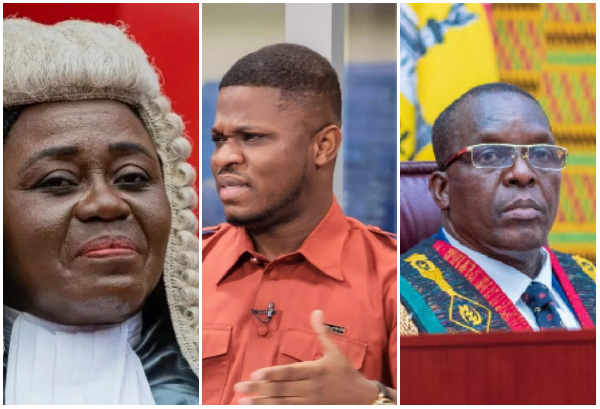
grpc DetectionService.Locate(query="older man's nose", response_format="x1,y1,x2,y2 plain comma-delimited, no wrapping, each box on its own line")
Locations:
506,151,537,187
75,180,131,222
212,139,244,169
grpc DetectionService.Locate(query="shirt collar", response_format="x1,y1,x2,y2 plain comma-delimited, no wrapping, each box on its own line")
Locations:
3,305,144,349
442,228,551,303
215,198,349,284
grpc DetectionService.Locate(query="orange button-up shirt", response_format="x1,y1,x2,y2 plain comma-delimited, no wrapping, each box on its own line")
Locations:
202,200,397,405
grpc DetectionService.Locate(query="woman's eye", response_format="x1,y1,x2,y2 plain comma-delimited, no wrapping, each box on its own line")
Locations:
36,176,77,191
115,172,151,188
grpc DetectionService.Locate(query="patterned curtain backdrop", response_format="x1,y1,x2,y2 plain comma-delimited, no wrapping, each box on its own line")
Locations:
490,3,596,261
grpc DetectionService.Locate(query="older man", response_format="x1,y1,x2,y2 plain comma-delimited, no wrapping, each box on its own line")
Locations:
400,83,595,334
202,44,397,405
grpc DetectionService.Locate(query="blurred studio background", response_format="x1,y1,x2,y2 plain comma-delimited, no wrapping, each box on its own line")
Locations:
202,3,397,233
400,3,596,260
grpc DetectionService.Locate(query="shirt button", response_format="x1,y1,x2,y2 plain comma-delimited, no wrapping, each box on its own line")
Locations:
269,270,280,280
257,325,269,336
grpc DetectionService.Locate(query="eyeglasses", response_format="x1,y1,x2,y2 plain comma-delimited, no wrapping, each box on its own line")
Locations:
440,143,568,171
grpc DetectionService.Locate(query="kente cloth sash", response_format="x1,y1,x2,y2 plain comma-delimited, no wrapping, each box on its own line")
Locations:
400,235,596,334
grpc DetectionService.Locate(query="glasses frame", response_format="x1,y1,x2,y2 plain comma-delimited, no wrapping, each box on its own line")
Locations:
440,143,568,172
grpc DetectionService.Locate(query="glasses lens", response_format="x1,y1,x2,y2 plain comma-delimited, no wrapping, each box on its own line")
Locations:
471,145,514,168
528,146,566,169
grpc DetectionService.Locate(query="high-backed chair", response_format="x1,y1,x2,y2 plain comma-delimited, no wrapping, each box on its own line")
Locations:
400,161,443,254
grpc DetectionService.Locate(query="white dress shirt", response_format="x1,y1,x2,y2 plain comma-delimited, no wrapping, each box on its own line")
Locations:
443,228,581,330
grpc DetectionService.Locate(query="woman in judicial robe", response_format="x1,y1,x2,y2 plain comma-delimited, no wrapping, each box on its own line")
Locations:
3,19,199,404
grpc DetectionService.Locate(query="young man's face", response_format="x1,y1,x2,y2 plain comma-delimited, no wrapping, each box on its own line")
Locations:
211,86,318,230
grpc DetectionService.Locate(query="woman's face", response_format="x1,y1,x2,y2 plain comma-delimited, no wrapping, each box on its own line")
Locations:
3,100,171,325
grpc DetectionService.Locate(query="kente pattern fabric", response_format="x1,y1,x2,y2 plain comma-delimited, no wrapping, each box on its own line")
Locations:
521,282,565,329
400,235,596,334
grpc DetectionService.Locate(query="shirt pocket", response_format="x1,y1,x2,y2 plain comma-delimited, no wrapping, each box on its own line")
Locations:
278,326,368,370
202,325,231,405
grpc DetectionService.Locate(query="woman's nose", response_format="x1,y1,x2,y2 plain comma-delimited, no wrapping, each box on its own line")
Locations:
74,179,131,222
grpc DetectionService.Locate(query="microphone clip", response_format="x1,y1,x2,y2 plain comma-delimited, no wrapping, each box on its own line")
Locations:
251,302,277,324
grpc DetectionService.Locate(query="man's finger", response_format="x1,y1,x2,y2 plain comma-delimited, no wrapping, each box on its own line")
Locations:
248,360,318,382
234,378,313,398
239,396,306,405
310,309,341,357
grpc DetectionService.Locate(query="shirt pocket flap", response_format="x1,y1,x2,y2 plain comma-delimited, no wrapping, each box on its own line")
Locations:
202,325,232,360
280,327,368,369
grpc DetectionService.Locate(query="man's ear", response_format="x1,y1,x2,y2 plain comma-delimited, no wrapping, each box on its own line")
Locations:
313,124,341,167
429,170,450,211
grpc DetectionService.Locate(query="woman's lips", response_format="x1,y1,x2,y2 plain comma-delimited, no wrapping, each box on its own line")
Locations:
79,237,140,258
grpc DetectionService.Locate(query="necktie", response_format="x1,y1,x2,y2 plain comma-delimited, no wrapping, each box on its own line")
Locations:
521,282,565,330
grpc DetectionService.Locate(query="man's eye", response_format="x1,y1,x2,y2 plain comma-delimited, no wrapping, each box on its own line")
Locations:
532,149,552,161
478,149,501,162
243,133,264,141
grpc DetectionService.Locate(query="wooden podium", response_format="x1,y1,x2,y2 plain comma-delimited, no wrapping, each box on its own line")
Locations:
400,329,596,404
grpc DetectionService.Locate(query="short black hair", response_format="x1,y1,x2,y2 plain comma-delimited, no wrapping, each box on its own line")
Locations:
219,43,342,126
431,82,549,168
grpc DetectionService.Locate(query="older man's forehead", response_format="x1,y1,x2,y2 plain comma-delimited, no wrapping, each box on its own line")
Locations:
458,92,551,142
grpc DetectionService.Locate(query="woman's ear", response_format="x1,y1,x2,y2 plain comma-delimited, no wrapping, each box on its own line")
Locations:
313,124,341,167
429,170,450,211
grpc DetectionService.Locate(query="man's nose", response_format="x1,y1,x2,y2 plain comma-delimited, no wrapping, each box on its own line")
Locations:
505,150,537,187
211,139,244,169
74,179,131,222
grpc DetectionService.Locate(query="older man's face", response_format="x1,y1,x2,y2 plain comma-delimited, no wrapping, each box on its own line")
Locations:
3,100,171,325
444,92,561,254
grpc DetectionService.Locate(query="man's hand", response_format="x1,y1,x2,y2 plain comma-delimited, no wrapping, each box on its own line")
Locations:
234,310,380,404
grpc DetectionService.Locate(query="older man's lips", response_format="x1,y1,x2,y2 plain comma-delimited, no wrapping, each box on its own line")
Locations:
79,237,140,258
502,199,543,220
218,176,250,201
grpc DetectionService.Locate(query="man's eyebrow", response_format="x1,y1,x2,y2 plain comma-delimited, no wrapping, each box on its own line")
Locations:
108,142,156,160
211,125,261,136
19,146,79,175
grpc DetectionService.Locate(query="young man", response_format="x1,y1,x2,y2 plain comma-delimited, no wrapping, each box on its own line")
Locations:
202,44,397,405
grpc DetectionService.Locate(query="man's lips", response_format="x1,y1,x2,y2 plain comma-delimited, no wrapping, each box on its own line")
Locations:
78,237,140,258
217,175,250,201
501,199,544,220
